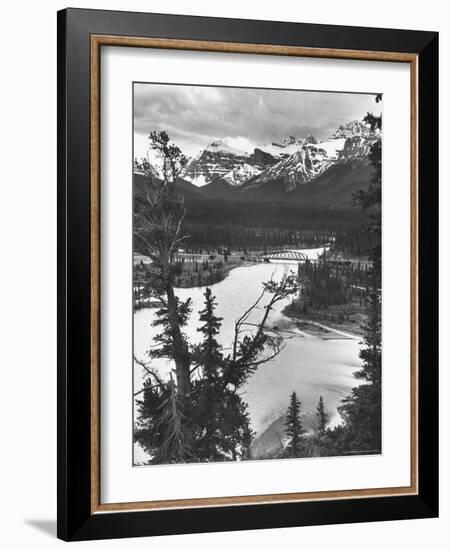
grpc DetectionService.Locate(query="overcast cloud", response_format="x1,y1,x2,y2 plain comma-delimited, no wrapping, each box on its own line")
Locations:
134,83,382,158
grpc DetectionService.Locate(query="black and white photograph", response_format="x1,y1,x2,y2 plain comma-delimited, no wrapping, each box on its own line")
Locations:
132,83,382,465
0,1,442,546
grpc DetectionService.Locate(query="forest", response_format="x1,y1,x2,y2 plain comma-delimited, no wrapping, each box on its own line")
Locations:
134,172,371,252
181,201,365,250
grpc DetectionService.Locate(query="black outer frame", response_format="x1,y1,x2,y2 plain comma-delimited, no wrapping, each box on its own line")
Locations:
57,7,438,542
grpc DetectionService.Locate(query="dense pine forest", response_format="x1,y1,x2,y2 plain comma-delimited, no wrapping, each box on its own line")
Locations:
181,204,365,250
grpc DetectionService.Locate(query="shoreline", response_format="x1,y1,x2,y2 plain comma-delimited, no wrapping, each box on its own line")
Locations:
134,259,260,311
282,303,365,339
174,258,259,290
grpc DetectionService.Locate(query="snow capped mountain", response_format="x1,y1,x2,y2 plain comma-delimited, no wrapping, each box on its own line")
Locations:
258,135,315,159
243,122,379,193
314,137,347,160
338,135,376,160
222,163,262,187
182,139,251,187
135,120,379,194
332,120,375,139
245,144,331,192
250,147,280,168
204,139,247,156
183,134,318,189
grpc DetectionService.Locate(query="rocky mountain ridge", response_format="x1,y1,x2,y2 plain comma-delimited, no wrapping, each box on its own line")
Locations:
180,120,378,191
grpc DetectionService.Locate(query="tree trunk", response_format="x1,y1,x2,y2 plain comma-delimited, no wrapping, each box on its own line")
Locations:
165,283,191,397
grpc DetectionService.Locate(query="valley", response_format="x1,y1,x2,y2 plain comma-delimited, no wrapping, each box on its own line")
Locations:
132,95,382,464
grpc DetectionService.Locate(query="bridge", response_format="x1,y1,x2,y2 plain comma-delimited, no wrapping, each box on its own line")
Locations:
262,250,310,262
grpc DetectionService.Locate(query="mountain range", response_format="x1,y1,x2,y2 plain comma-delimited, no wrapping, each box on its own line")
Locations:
135,120,379,209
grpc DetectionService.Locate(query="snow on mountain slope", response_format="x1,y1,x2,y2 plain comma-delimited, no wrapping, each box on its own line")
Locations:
187,173,209,187
243,123,379,194
222,163,262,186
332,120,376,139
259,135,315,158
315,137,347,159
338,135,376,159
136,120,379,193
182,140,252,187
246,144,332,192
204,139,247,156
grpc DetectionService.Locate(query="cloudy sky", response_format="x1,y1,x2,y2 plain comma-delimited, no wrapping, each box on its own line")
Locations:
134,83,382,158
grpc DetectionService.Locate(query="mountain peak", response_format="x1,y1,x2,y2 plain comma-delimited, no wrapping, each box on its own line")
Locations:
205,139,247,156
304,134,318,145
286,135,301,145
176,120,376,190
183,139,250,187
272,135,304,148
332,120,374,139
209,139,226,147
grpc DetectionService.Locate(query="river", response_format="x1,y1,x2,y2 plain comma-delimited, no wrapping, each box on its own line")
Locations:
134,247,362,460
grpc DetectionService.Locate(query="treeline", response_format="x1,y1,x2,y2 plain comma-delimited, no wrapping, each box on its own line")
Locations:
183,197,366,231
281,393,341,458
134,259,226,305
294,260,371,311
182,223,335,251
331,226,378,258
279,388,379,459
172,259,225,288
181,222,376,256
179,196,367,249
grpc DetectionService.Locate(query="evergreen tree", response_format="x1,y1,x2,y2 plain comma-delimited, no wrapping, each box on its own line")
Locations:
135,378,194,463
220,391,254,461
337,98,382,454
190,288,225,460
315,395,328,435
284,392,304,458
190,288,257,461
154,380,194,463
338,278,381,453
150,296,192,360
197,288,223,379
135,377,167,460
354,94,382,270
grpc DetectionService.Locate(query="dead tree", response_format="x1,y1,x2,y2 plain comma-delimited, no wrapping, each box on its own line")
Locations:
134,131,192,396
225,271,299,388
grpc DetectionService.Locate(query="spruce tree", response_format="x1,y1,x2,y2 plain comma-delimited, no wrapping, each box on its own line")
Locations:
190,287,255,462
135,378,194,464
337,99,382,455
316,395,328,435
284,392,304,458
191,288,224,460
197,288,223,379
135,377,167,462
150,296,192,360
155,380,195,463
338,280,381,454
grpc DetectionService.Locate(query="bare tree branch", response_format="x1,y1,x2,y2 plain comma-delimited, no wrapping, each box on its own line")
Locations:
133,355,165,388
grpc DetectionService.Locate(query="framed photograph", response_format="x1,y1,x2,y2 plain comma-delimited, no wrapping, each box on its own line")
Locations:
57,8,438,541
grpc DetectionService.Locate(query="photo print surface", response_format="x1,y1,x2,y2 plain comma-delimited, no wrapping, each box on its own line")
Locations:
132,83,382,466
